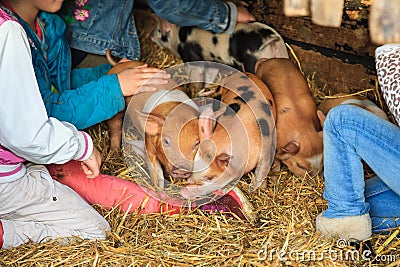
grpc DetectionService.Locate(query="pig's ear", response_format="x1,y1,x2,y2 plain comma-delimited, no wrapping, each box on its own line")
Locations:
135,109,165,136
214,105,228,119
159,18,176,36
199,107,216,140
317,110,326,129
216,153,232,169
149,12,158,20
280,142,300,156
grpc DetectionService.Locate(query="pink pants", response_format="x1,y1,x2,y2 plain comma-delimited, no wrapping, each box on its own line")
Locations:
47,160,182,215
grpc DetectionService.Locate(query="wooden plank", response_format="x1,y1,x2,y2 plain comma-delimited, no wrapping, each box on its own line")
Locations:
248,0,377,57
311,0,344,27
369,0,400,44
245,0,378,94
290,45,377,94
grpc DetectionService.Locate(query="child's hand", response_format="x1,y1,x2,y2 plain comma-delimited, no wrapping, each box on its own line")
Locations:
237,6,256,23
117,64,171,96
80,147,102,178
118,58,131,63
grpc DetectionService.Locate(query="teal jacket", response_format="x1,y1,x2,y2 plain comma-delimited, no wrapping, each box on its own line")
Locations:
4,6,125,129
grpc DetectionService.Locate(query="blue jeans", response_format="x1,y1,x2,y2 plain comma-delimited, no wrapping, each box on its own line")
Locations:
322,104,400,233
61,0,236,60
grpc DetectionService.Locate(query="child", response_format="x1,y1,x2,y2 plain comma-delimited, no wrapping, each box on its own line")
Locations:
0,0,111,248
0,0,170,131
316,44,400,242
0,0,252,248
63,0,256,68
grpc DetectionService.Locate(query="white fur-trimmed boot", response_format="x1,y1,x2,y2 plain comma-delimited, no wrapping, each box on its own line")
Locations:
316,213,372,241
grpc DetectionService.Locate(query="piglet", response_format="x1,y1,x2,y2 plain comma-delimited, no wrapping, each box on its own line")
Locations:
181,72,277,199
125,89,203,181
152,19,288,73
318,93,389,121
106,50,202,180
255,58,325,177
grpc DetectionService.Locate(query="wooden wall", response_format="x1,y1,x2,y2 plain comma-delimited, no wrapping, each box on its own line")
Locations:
247,0,378,94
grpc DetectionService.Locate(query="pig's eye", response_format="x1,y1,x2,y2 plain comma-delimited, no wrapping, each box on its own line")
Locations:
296,162,307,171
194,140,200,149
163,137,171,146
206,176,216,181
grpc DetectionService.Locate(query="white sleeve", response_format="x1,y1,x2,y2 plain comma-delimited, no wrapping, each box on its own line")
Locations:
0,21,93,164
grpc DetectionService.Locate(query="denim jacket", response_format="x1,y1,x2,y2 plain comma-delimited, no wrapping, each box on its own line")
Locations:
60,0,238,60
0,4,125,130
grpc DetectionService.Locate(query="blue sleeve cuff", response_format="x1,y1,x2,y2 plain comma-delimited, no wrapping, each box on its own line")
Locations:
223,2,238,34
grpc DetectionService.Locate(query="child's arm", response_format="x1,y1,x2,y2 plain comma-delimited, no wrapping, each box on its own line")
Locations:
40,71,126,130
147,0,254,34
0,20,92,164
41,12,167,130
70,64,111,89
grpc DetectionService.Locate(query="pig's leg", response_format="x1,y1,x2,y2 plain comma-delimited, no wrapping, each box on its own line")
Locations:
251,123,276,191
267,158,281,184
186,64,207,93
47,161,182,215
107,111,124,151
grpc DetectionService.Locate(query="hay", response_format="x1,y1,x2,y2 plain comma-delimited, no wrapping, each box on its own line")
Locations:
1,9,399,267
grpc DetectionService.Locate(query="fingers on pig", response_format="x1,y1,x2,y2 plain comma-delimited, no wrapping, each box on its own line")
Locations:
106,49,171,97
117,68,171,96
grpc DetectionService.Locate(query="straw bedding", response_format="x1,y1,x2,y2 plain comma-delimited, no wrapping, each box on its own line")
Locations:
1,8,399,267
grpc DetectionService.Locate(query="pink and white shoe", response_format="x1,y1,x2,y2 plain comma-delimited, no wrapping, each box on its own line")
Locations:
198,187,256,222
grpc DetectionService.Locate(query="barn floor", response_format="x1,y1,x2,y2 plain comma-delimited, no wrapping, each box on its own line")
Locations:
1,8,399,267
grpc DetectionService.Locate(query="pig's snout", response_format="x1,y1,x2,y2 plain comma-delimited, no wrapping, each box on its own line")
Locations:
171,166,191,179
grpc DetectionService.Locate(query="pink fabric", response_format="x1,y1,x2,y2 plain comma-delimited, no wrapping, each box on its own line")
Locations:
0,220,3,248
0,8,14,26
47,161,182,215
0,145,25,165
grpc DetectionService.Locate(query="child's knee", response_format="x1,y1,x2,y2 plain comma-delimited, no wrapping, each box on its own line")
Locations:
84,220,111,240
325,104,365,134
77,216,110,241
324,105,349,134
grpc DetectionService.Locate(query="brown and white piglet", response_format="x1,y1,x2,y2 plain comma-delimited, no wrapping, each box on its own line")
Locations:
126,89,203,180
255,58,325,177
106,50,202,179
181,73,277,198
318,93,389,122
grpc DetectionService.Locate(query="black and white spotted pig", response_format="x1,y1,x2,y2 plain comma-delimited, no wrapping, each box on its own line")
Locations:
151,18,288,73
181,72,277,199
